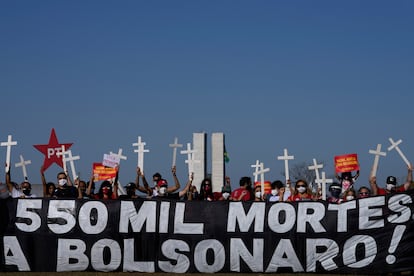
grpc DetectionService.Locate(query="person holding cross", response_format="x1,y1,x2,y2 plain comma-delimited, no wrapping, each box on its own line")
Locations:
5,163,37,198
369,164,413,196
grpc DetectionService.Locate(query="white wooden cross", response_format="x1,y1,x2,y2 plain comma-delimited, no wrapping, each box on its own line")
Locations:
369,144,387,177
169,137,183,167
65,150,80,181
277,148,294,182
1,135,17,173
56,145,68,174
132,136,149,173
319,171,333,201
180,143,199,179
15,155,31,181
109,148,127,195
109,148,127,163
251,160,261,183
253,162,270,196
308,158,323,184
388,138,411,167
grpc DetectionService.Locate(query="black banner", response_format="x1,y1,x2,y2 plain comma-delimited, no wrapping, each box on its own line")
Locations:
1,191,414,273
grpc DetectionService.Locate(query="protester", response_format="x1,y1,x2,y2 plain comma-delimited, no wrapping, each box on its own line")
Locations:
230,176,252,201
287,179,313,201
357,186,371,198
369,164,413,195
197,178,214,201
6,165,37,198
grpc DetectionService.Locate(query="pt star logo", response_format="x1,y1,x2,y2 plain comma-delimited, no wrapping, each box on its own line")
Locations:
33,128,73,172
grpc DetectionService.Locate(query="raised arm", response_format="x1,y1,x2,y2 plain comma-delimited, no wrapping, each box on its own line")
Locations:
403,164,413,191
179,173,194,197
167,166,180,193
135,167,149,194
86,172,94,196
369,175,379,196
40,166,48,197
5,163,12,192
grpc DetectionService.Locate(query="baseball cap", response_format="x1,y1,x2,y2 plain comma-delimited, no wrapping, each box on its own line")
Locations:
157,179,168,187
125,182,136,189
386,176,397,185
329,182,342,191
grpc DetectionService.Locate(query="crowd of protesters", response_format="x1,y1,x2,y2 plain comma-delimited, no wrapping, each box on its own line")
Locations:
1,162,413,202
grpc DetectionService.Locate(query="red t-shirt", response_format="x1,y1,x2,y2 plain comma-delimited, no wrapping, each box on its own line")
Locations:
377,186,406,195
288,193,312,201
231,187,251,201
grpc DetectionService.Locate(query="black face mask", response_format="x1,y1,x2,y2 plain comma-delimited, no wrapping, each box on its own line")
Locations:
127,189,135,196
331,190,341,198
22,188,31,196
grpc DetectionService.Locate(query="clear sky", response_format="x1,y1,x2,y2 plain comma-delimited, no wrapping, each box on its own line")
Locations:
1,1,413,192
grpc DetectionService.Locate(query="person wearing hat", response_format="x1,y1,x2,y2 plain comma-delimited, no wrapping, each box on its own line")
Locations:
140,166,182,198
369,164,413,195
327,182,343,203
118,182,139,199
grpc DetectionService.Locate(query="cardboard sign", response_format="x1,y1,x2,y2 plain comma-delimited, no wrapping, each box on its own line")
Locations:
103,154,120,168
334,153,359,173
93,162,118,181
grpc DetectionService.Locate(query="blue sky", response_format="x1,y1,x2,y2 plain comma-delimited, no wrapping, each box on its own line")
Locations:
1,1,413,191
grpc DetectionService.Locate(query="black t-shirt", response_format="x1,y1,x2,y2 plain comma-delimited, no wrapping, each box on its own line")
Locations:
53,185,78,198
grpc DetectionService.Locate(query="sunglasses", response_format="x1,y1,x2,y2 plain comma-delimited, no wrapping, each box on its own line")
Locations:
296,185,306,188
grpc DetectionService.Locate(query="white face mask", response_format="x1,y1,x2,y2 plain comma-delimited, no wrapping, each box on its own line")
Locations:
58,179,67,186
159,187,167,195
255,191,261,198
271,189,278,196
386,184,396,191
222,192,230,199
346,195,354,201
297,186,306,193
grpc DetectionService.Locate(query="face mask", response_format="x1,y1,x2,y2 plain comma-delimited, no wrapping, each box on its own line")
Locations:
331,190,341,198
127,189,135,196
346,195,354,201
153,181,157,187
222,192,230,199
271,189,278,196
255,191,262,198
297,187,306,193
58,179,67,186
22,188,31,196
386,184,396,191
159,187,167,195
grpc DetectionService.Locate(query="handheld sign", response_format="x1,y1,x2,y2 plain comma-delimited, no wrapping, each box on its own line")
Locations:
369,144,386,177
277,148,294,182
169,137,183,167
15,155,31,181
109,148,127,195
1,135,17,173
388,138,411,167
334,153,359,173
